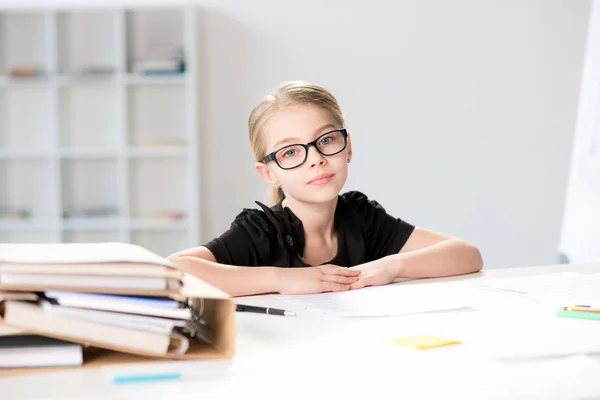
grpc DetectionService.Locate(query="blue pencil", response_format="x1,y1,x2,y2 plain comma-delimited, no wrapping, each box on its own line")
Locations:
112,372,182,384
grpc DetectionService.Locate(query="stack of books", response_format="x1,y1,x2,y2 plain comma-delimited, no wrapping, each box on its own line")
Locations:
0,242,235,372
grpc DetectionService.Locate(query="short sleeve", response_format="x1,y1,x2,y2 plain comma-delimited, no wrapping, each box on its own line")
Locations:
342,191,415,261
203,209,275,266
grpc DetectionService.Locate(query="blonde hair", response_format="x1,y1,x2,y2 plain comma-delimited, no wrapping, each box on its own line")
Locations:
248,81,345,206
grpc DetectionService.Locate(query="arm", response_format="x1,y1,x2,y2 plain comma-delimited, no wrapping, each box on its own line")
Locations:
393,227,483,278
168,247,358,297
350,227,483,289
168,247,280,297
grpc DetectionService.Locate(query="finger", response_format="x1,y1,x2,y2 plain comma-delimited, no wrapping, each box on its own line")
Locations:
349,277,373,290
321,274,359,284
321,282,351,292
319,265,360,276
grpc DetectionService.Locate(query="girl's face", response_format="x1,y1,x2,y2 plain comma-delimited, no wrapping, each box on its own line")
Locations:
256,104,352,205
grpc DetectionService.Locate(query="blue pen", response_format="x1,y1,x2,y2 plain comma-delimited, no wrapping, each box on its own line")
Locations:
113,372,181,384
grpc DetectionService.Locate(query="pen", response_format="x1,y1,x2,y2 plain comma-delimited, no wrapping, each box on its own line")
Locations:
561,306,600,313
236,304,296,316
112,372,181,384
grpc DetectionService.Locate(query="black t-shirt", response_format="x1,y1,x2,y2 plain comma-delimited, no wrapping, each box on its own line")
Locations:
204,191,415,268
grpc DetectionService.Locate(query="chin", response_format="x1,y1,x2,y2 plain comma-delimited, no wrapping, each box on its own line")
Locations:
300,182,343,204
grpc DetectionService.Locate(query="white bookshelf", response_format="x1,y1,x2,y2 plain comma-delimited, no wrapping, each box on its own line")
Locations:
0,6,200,257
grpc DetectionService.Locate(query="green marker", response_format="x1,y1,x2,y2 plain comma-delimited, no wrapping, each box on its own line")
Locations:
557,310,600,321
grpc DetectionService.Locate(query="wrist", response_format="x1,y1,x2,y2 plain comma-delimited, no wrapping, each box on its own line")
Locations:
386,254,407,278
266,266,285,293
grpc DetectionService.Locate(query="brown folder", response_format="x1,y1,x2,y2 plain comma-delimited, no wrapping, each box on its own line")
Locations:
0,243,235,376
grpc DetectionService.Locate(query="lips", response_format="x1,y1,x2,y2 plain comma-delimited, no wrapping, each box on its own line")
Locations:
307,173,334,185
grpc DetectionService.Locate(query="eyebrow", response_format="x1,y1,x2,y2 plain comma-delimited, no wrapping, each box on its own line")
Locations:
271,124,337,151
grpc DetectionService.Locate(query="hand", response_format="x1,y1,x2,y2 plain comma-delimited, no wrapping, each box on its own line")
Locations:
276,265,360,295
349,257,398,290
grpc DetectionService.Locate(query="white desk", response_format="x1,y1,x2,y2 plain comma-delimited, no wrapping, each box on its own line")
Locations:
2,263,600,400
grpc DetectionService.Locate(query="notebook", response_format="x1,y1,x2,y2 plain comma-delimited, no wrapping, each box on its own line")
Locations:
44,290,192,320
41,302,187,335
0,242,182,292
3,301,190,355
0,335,83,369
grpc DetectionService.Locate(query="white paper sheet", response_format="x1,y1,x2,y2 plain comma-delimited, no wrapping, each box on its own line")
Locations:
473,307,600,360
275,281,470,317
472,272,600,307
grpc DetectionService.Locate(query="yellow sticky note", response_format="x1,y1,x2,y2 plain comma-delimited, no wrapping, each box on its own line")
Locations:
388,335,461,350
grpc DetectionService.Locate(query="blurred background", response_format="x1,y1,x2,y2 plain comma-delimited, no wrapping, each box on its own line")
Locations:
0,0,597,269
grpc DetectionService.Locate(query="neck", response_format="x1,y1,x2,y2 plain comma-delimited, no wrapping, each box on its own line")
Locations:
282,196,338,240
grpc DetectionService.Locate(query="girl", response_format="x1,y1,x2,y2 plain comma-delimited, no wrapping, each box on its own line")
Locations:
169,81,483,297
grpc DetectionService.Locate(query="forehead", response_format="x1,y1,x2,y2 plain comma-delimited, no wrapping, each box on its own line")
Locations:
262,104,337,150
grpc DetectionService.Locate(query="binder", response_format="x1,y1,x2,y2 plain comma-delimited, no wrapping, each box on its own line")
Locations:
0,243,235,376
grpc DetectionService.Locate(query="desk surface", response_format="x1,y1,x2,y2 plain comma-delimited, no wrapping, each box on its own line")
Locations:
2,263,600,400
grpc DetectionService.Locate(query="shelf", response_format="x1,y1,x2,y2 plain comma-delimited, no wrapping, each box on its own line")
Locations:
59,148,119,158
130,218,188,231
57,10,118,75
0,85,52,150
0,12,48,79
1,74,187,87
0,75,49,87
0,219,56,231
61,159,120,218
0,149,52,159
125,9,185,75
0,231,55,243
128,84,186,146
59,83,120,148
0,159,57,222
0,6,199,249
63,230,120,243
62,217,121,231
128,146,186,158
55,74,118,86
124,73,186,85
129,159,187,219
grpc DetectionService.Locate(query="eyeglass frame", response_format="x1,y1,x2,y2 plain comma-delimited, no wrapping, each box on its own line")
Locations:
261,128,349,170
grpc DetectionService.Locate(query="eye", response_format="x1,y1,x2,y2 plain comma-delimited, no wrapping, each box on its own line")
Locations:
319,136,334,145
283,149,297,158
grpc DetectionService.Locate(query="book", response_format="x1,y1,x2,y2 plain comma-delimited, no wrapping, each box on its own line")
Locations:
0,334,83,368
2,301,190,355
0,242,177,266
0,243,182,292
41,302,186,335
0,273,180,291
44,291,191,319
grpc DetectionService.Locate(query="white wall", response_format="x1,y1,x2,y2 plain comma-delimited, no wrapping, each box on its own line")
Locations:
197,0,590,269
560,0,600,263
0,0,591,268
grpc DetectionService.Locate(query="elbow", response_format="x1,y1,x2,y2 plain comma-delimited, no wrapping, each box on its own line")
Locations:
467,243,484,273
451,239,483,274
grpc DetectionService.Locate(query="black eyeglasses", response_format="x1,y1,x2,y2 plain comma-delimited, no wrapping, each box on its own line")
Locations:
262,129,348,170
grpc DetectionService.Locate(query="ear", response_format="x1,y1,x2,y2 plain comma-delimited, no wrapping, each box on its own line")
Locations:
346,133,353,162
255,162,278,186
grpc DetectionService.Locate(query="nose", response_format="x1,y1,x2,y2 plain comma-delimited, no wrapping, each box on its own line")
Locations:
306,145,326,168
